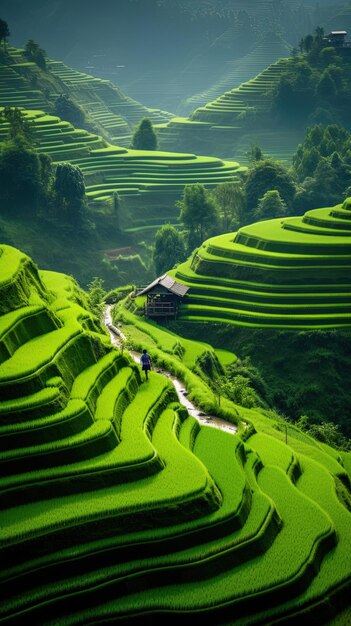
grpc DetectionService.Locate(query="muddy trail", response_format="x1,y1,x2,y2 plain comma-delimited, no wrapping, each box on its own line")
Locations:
103,306,237,436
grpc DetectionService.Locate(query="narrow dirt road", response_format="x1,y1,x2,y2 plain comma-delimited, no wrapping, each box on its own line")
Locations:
103,306,237,436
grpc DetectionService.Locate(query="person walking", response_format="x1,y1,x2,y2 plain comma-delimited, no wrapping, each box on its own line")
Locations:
140,349,152,380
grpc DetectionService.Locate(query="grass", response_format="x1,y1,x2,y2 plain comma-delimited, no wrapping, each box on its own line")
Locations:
169,201,351,329
1,244,351,624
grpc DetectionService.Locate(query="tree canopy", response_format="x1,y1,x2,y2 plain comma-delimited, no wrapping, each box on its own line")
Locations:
244,159,296,215
153,224,186,275
131,118,158,150
254,190,287,221
211,182,245,231
0,18,10,48
54,95,86,129
24,39,47,70
177,183,219,248
54,163,86,225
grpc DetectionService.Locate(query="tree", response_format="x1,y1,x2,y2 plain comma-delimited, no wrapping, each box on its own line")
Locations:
131,118,158,150
254,190,287,221
0,107,36,143
24,39,47,70
316,70,337,101
247,144,263,163
0,136,48,214
152,224,186,275
54,94,86,128
177,183,219,248
244,159,296,214
111,191,121,229
87,277,106,312
0,18,10,49
54,163,86,225
211,182,246,231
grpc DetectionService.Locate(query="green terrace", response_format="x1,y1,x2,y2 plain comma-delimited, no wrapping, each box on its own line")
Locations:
169,199,351,329
0,107,244,231
0,243,350,623
0,47,173,147
192,58,292,123
47,59,173,127
156,57,300,162
0,109,243,200
182,32,292,115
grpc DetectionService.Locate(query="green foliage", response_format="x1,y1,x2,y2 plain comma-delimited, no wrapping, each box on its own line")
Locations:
0,107,36,143
54,162,86,225
153,224,186,275
0,18,10,47
104,285,133,304
0,135,52,215
244,159,296,215
87,277,106,312
131,117,158,150
292,124,351,209
254,189,287,221
300,419,351,452
247,144,264,163
177,183,220,249
211,181,246,231
54,94,86,129
24,39,47,70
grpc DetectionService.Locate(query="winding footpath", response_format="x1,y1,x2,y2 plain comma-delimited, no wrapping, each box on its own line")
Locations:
103,306,237,435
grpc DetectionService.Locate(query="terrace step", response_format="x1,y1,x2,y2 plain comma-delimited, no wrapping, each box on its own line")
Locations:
0,376,173,505
0,420,118,476
0,324,83,400
0,305,59,364
0,398,92,449
85,465,334,623
0,427,274,621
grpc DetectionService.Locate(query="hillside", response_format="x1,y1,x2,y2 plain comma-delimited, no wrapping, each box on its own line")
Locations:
169,198,351,329
180,31,292,116
0,243,351,624
0,47,245,287
162,197,351,434
157,57,305,162
0,46,173,147
3,0,339,112
158,39,351,163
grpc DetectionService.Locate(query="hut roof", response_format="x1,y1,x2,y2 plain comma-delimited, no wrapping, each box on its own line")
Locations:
135,274,189,297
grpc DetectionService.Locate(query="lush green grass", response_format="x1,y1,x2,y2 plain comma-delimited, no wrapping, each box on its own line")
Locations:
1,244,350,625
169,201,351,329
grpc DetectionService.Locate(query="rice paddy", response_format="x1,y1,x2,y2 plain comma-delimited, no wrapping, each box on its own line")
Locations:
0,243,350,623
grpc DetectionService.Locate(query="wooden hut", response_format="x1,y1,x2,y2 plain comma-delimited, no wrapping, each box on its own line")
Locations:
326,31,348,46
135,274,189,319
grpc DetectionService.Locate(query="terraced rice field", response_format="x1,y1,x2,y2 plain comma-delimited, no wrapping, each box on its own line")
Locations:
191,58,292,124
0,107,244,231
157,57,298,162
169,199,351,329
0,47,172,148
0,244,350,624
182,32,292,115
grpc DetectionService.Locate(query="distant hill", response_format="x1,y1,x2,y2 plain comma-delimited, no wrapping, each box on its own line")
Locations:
2,0,343,111
179,31,292,116
0,48,245,287
158,39,351,163
0,46,173,147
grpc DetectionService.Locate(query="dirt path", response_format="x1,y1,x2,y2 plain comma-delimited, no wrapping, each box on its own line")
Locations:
103,306,237,436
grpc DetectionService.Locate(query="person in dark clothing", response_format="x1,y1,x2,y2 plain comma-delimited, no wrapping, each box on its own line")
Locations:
140,349,152,380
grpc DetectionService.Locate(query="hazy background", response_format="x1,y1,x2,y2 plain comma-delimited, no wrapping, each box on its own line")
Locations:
2,0,349,111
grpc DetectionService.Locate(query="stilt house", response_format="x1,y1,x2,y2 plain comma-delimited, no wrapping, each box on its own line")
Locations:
134,274,189,319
